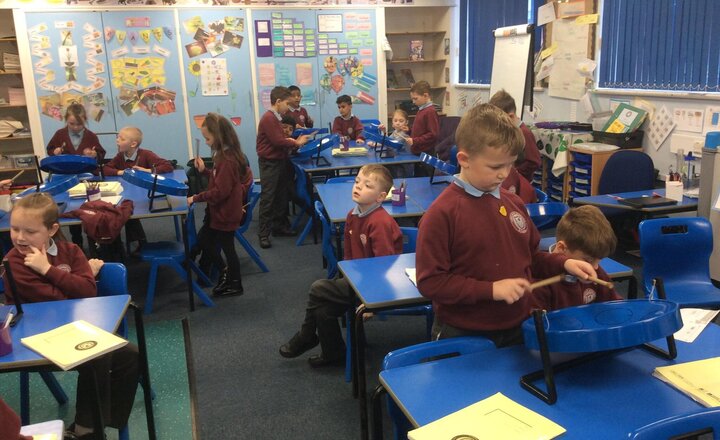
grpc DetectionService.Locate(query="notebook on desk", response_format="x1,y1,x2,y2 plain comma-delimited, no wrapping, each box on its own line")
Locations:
617,196,677,208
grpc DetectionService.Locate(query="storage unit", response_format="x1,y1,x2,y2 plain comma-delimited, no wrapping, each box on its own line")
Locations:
565,146,642,201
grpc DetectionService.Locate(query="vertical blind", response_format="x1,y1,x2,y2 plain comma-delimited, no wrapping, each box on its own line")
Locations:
599,0,720,92
459,0,537,85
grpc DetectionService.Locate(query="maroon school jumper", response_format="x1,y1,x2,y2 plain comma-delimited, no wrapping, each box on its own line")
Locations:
516,123,541,183
257,110,297,160
103,148,174,176
502,166,537,204
285,106,314,128
194,160,253,231
409,104,439,155
343,206,403,260
332,115,365,141
416,183,568,331
2,241,96,304
46,127,106,161
530,266,621,311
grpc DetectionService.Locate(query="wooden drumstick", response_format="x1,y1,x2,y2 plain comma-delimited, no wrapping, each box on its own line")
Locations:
588,276,614,289
529,274,565,291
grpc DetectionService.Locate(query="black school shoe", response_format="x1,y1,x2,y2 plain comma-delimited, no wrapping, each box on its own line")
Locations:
63,424,101,440
214,279,244,297
259,236,272,249
279,332,319,358
308,352,346,368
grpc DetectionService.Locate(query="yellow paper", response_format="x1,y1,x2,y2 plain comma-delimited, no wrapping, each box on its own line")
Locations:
331,147,369,157
654,357,720,407
606,119,627,133
68,181,122,198
575,14,599,25
139,30,151,44
541,42,558,59
408,393,566,440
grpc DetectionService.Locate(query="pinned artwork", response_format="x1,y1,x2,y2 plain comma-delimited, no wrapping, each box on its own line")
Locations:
647,105,675,150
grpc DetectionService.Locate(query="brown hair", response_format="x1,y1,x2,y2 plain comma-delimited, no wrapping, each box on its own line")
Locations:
455,103,524,156
270,86,291,105
392,109,408,121
65,103,87,125
120,126,143,148
359,164,393,194
202,113,248,179
410,80,431,96
13,192,65,241
556,205,617,259
488,89,517,114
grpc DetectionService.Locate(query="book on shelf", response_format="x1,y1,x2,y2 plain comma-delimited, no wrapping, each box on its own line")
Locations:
653,357,720,407
400,68,415,87
408,392,566,440
21,320,128,371
387,69,399,89
409,40,424,61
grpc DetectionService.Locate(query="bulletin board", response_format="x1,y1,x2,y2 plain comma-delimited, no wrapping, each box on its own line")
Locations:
177,9,259,175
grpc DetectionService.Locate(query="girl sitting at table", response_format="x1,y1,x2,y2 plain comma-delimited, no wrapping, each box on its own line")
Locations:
2,192,138,440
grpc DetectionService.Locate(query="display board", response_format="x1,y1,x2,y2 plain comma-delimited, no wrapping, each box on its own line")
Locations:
489,24,534,119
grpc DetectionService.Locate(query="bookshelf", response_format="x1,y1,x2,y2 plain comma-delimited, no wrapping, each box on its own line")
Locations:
384,6,451,126
0,9,37,187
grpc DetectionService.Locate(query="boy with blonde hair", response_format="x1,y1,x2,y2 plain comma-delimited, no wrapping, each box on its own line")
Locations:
416,104,596,347
280,164,402,367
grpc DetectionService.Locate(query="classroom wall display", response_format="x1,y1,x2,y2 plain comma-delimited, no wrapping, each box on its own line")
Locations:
25,12,118,152
548,18,591,101
0,0,378,7
178,9,259,175
251,9,378,130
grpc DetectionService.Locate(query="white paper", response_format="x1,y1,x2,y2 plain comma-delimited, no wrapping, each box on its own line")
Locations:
200,58,228,96
405,268,417,286
537,2,557,26
647,105,675,150
673,108,705,133
703,106,720,135
536,56,554,81
318,14,343,33
674,309,720,343
256,21,268,33
577,58,597,78
548,19,589,100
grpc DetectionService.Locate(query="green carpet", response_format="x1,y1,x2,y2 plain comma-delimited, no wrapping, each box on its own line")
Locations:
0,319,195,440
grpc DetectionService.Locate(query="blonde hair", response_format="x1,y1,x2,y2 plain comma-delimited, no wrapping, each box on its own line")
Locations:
455,103,524,156
556,205,617,259
120,126,143,147
358,164,393,194
392,109,408,122
13,192,64,240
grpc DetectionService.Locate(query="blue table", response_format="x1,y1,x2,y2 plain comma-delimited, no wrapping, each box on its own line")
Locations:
573,188,698,214
292,148,421,176
377,324,720,439
0,295,156,439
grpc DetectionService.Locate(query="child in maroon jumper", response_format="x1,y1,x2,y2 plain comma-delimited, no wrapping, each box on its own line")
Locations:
531,205,622,311
407,80,439,155
332,94,365,144
189,113,253,297
46,103,106,161
501,166,537,204
3,193,138,440
256,86,312,249
415,104,597,347
489,89,541,183
284,85,314,128
279,164,402,368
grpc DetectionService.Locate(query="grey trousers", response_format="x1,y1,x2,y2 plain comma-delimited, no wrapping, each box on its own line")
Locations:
300,277,354,358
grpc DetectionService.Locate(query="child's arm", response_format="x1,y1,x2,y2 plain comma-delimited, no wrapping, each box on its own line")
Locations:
134,150,174,174
368,222,401,257
46,130,66,156
26,245,97,298
331,117,342,136
102,153,124,176
192,161,236,205
409,111,440,155
353,118,365,143
82,131,105,161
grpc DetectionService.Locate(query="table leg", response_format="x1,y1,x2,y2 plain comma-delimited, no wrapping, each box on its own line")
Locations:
131,303,157,440
355,304,369,440
308,172,318,245
181,213,195,312
370,385,386,440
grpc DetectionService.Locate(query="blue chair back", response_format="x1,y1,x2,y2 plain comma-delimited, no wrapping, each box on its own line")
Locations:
598,150,655,195
237,182,260,235
535,187,549,202
419,152,457,175
628,407,720,439
314,201,338,278
361,120,382,136
399,227,418,254
293,163,312,209
448,144,458,168
96,262,129,297
525,202,569,231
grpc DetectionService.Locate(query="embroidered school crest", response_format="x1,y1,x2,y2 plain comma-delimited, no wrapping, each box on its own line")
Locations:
583,288,597,304
57,264,72,273
360,233,367,246
507,185,517,194
348,127,354,134
509,211,528,233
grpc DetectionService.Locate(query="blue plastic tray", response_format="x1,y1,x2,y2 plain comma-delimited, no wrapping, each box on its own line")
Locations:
292,127,329,138
523,299,682,353
295,134,339,159
40,155,98,174
364,131,404,151
12,175,80,198
121,169,188,196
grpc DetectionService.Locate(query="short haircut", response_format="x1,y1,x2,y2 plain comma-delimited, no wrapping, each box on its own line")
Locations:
270,86,291,104
359,164,393,194
455,103,524,156
410,80,431,95
281,115,296,127
65,103,87,125
288,85,301,94
556,205,617,260
336,95,352,106
488,89,517,114
120,126,143,147
392,109,408,121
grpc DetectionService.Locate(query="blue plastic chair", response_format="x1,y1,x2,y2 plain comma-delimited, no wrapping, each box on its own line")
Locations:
525,202,569,231
378,337,495,440
234,183,269,272
139,202,214,314
360,119,382,136
597,150,655,217
448,144,458,167
314,201,338,279
627,407,720,439
291,162,315,246
535,187,549,202
639,217,720,308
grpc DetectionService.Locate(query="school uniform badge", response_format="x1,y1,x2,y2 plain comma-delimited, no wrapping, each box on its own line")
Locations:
57,264,72,273
509,211,528,233
583,288,597,304
360,233,367,246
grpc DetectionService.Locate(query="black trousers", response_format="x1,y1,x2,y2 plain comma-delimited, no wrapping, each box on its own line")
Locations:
195,223,241,282
75,343,139,429
431,316,523,348
299,277,354,358
258,158,292,238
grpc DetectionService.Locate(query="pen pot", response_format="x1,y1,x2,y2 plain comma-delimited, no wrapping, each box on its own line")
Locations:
391,187,406,206
341,137,350,151
0,325,12,357
86,187,101,202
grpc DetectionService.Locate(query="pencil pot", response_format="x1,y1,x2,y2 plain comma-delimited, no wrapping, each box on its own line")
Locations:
391,187,406,206
0,325,12,357
86,188,101,202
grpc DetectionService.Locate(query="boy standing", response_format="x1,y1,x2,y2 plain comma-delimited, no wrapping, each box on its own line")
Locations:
416,104,596,347
279,164,402,367
531,205,622,311
489,89,541,183
285,85,314,128
332,95,365,144
407,80,439,155
256,86,311,249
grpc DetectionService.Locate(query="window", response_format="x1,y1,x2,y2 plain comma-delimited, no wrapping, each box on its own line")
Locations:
459,0,538,85
599,0,720,92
